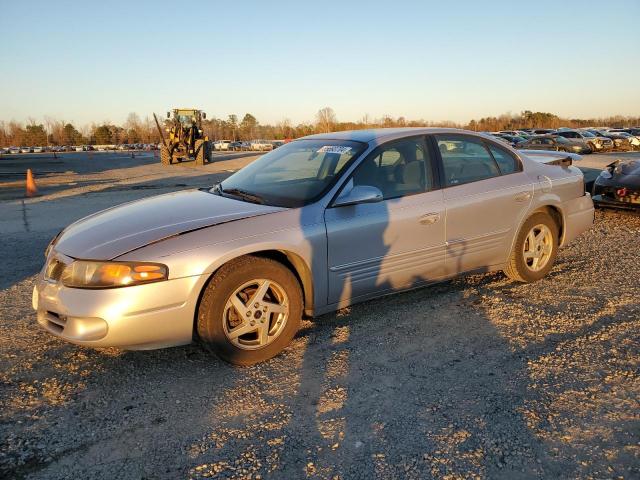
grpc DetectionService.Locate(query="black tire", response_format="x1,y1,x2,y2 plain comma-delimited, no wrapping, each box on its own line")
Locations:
160,145,171,165
504,212,559,283
197,256,303,366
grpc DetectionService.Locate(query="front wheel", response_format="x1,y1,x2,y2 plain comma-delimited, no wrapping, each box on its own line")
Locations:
504,212,559,283
197,256,302,365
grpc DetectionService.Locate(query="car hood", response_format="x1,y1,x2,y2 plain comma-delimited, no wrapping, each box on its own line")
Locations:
54,189,285,260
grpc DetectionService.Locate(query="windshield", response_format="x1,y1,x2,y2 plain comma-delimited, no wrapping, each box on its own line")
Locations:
581,131,595,137
177,114,196,125
214,139,366,207
554,136,570,144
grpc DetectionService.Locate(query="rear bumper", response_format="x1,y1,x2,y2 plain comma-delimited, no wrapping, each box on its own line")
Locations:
33,274,205,349
592,194,640,211
561,193,595,245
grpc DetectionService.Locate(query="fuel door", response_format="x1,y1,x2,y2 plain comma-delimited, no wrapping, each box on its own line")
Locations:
537,174,552,193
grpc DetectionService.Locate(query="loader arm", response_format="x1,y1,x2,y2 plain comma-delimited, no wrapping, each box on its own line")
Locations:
153,113,169,149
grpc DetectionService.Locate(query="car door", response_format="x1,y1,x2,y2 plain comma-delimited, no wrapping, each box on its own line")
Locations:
325,136,446,306
433,134,534,275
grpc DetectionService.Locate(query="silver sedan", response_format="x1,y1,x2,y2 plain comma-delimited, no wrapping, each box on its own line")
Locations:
34,128,594,364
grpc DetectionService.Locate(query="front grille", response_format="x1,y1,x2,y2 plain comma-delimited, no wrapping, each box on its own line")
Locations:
44,311,67,334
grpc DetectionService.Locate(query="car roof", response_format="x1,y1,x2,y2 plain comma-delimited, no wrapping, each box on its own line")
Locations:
299,127,489,144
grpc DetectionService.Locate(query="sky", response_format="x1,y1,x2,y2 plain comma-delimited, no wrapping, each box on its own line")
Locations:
1,0,639,127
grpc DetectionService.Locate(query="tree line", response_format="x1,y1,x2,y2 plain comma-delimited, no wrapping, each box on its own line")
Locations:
1,108,639,147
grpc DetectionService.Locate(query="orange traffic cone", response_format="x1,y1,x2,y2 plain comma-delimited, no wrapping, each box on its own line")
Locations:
26,169,38,197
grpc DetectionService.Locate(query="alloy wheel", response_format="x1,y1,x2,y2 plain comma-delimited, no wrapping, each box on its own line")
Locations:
222,279,289,350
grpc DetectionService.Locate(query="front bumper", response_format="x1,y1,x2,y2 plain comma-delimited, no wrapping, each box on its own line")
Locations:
33,273,205,349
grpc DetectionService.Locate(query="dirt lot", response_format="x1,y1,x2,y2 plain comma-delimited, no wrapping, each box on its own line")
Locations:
0,152,639,479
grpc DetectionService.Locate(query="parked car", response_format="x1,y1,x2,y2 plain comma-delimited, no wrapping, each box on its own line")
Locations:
0,147,9,154
229,141,250,151
213,140,232,151
498,130,531,138
495,134,527,147
34,128,594,365
592,158,640,210
20,146,32,153
613,132,640,148
9,146,21,154
588,130,635,151
517,135,591,154
32,146,43,153
271,141,285,149
250,140,274,151
531,129,556,135
553,129,607,153
609,127,640,136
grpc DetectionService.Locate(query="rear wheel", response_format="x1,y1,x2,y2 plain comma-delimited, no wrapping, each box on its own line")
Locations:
504,212,559,283
197,256,302,365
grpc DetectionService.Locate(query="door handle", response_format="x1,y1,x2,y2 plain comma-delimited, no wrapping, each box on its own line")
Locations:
419,213,441,225
514,191,532,202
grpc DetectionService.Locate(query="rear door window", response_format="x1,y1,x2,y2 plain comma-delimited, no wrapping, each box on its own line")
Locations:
435,135,500,186
487,144,520,174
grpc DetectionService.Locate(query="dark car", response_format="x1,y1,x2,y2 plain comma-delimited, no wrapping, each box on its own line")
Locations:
495,134,527,147
531,129,556,135
517,135,590,154
228,141,250,151
592,158,640,210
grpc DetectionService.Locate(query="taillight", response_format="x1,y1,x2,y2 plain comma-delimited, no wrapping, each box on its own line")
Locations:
616,187,628,197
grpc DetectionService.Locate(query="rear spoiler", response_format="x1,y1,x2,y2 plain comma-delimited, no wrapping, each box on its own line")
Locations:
519,149,580,167
544,156,573,167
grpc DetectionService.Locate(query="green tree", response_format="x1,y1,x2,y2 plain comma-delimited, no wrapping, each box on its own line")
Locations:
63,123,83,144
93,125,112,144
25,124,47,145
239,113,258,140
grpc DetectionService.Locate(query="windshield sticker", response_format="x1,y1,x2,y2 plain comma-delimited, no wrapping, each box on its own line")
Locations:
317,145,352,155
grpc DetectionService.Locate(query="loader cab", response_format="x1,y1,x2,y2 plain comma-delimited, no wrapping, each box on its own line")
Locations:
170,109,205,128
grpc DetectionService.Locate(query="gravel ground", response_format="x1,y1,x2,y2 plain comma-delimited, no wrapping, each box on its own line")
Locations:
0,153,639,479
0,208,638,479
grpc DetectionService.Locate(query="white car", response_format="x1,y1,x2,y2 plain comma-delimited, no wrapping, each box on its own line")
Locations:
20,146,32,153
32,146,43,153
213,140,231,151
250,140,274,151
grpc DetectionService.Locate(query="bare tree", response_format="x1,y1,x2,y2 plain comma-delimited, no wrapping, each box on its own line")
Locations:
316,107,337,133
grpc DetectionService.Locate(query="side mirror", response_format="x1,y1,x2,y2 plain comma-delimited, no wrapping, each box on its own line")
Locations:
333,185,383,207
166,112,170,119
202,112,206,119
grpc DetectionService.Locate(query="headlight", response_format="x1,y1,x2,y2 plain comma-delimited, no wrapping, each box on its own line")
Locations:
61,261,168,289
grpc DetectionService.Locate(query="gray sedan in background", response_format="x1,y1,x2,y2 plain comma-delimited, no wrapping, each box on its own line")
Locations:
34,128,594,365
